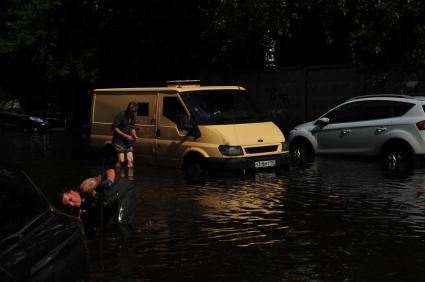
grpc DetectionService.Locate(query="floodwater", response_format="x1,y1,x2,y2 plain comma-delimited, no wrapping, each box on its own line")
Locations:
1,131,425,282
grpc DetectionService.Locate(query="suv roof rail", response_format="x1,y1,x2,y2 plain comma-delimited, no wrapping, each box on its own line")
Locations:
348,94,414,101
413,96,425,101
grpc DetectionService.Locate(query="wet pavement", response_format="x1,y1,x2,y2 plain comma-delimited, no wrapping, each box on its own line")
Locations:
1,131,425,282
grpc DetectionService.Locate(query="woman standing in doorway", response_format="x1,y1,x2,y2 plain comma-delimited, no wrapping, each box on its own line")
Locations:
112,101,139,168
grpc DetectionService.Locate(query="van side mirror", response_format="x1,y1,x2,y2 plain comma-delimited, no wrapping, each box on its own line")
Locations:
176,114,201,138
315,117,330,129
176,114,191,131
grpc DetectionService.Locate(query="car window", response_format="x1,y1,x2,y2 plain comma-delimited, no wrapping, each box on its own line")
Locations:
362,100,414,120
392,101,414,117
21,101,56,113
325,102,363,123
12,100,21,111
2,100,14,111
0,168,49,243
362,101,393,120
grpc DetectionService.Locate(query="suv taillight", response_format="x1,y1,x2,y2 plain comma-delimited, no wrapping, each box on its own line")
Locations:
416,120,425,130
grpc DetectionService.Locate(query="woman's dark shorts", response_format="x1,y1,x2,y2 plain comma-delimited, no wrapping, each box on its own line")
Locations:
113,141,134,153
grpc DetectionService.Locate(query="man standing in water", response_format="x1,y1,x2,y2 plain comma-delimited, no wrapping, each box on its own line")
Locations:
112,101,139,169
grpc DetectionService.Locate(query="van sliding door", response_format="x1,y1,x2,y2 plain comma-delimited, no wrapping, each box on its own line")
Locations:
133,93,158,165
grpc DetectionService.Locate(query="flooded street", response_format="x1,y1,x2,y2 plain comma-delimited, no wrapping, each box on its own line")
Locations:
1,132,425,282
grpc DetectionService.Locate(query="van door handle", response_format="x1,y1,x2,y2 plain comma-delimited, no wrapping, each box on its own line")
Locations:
341,129,351,135
156,129,160,137
376,127,387,134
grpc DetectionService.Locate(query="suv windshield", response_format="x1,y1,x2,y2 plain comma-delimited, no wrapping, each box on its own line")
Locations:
180,90,266,125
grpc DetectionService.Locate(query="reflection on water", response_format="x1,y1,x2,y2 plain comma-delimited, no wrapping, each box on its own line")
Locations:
197,173,287,248
1,132,425,282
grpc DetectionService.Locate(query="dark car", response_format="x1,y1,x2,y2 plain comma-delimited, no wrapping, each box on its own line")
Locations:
0,165,89,282
0,98,71,132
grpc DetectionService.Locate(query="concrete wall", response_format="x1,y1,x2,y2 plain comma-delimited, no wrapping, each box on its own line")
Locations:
203,65,365,132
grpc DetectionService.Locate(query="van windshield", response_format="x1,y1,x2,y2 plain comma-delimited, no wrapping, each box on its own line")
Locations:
180,90,266,125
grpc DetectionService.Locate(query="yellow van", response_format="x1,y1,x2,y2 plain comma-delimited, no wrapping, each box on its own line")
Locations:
90,80,290,174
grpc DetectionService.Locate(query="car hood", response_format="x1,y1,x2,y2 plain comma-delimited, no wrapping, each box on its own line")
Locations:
27,110,65,118
0,211,88,281
292,121,317,131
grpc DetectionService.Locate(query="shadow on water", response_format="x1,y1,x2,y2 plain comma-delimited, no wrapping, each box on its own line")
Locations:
1,132,425,282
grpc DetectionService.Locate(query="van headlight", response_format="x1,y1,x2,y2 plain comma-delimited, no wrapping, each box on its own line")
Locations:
218,145,243,156
281,142,289,152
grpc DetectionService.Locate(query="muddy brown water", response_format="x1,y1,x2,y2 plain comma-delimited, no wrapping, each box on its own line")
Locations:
1,132,425,282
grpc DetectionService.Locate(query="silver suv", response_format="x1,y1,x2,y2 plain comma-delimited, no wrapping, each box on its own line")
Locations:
288,94,425,171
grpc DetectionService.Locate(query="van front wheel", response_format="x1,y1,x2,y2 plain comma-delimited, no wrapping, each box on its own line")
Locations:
184,155,207,180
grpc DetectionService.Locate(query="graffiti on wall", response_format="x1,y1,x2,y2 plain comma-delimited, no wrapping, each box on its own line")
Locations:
262,87,292,120
265,87,291,104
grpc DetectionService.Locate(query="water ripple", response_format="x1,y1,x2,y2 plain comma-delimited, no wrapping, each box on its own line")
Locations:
2,133,425,281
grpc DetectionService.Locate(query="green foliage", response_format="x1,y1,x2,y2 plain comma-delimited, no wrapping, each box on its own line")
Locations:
0,0,99,85
347,0,425,70
0,0,424,94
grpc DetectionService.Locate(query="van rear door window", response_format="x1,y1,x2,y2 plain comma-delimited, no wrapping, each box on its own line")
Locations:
137,103,149,116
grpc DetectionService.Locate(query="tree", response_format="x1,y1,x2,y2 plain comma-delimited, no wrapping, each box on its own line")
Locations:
0,0,99,90
1,0,425,97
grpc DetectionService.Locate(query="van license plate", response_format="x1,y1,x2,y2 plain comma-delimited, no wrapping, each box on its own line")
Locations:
255,160,276,168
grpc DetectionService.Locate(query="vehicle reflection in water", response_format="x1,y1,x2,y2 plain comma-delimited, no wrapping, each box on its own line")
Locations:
1,132,425,281
197,172,287,247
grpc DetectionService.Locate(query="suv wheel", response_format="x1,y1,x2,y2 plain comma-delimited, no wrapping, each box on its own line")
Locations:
383,147,414,173
290,140,314,163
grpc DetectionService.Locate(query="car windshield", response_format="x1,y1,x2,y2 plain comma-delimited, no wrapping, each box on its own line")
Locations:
21,101,58,113
180,90,267,125
0,98,59,113
0,168,49,244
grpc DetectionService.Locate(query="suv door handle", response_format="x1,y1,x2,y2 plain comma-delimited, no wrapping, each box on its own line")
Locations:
341,129,351,135
376,127,387,134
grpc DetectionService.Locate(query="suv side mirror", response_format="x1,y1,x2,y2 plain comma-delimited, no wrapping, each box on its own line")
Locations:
315,117,330,128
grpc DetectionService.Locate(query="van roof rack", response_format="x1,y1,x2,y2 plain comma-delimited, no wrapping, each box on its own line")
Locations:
348,94,414,101
167,80,201,88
